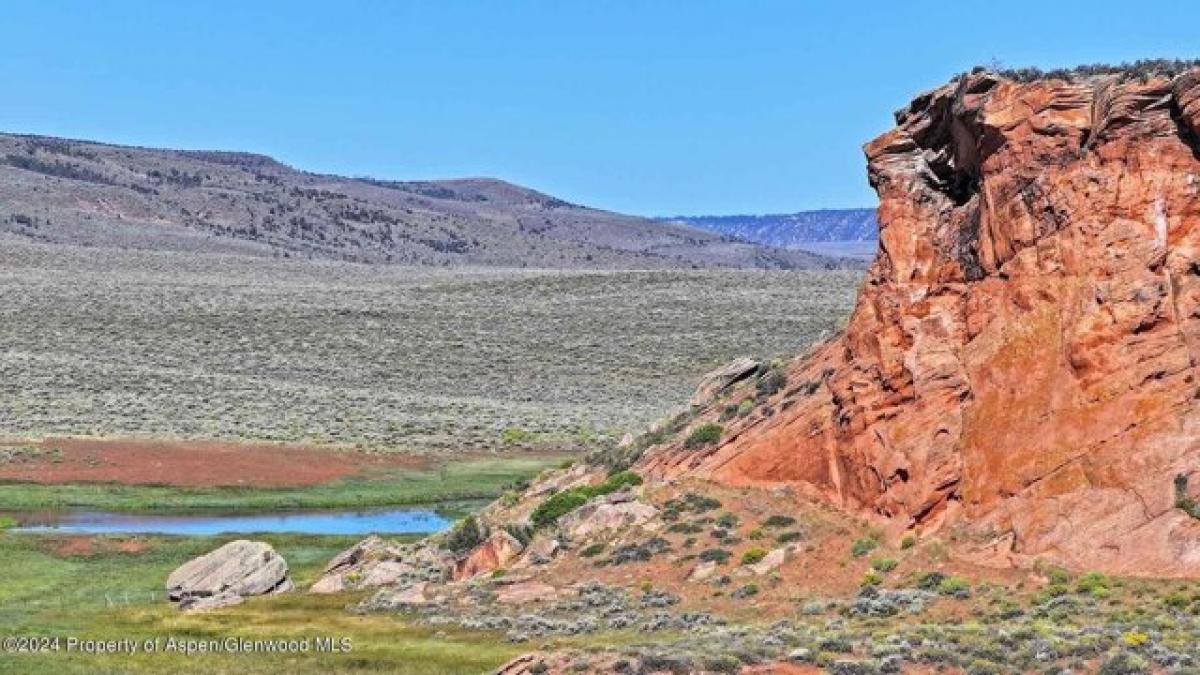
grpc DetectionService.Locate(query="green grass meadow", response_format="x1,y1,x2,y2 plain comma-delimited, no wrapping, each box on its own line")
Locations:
0,532,524,674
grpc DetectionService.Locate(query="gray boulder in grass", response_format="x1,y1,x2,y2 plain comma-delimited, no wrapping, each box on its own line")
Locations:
166,540,293,611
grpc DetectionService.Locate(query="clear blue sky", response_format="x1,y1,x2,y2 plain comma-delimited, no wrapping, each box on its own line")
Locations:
2,1,1197,216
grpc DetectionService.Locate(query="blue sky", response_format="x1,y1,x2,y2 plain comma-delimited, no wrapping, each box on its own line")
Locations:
2,1,1197,216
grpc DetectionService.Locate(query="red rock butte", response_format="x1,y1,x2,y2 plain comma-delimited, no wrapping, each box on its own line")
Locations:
645,68,1200,576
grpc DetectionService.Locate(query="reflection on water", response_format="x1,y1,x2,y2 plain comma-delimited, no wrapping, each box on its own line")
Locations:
9,508,452,536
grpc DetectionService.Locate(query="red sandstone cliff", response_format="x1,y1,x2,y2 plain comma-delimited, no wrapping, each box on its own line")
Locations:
643,68,1200,576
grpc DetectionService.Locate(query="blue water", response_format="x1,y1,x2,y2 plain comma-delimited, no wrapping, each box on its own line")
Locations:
10,508,452,536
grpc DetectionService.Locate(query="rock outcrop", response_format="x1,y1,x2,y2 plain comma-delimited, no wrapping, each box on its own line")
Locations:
166,540,292,611
690,357,761,407
453,530,525,580
557,495,659,539
644,68,1200,576
310,535,452,593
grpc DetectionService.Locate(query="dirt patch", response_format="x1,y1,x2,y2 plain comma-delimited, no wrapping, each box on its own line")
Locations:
43,535,150,558
0,437,433,488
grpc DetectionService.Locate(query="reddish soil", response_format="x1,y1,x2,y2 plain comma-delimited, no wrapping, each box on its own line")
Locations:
0,437,433,488
43,535,149,557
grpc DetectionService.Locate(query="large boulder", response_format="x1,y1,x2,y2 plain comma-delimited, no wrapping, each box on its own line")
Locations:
689,357,760,407
166,540,292,611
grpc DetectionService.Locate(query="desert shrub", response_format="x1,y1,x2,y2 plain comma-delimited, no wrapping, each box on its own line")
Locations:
1175,473,1200,518
684,423,724,449
662,492,722,521
715,512,739,529
1075,572,1111,598
504,522,534,546
861,570,883,587
900,534,916,549
776,531,803,543
850,537,878,558
1047,567,1072,585
756,368,788,397
741,547,767,565
500,426,537,445
762,515,796,529
936,575,971,598
731,583,758,598
1163,592,1190,610
871,557,898,573
529,470,643,528
580,542,606,557
1099,651,1149,675
530,490,591,528
699,548,731,564
993,58,1200,84
737,398,755,417
607,537,670,566
1121,630,1150,648
599,470,643,492
444,515,484,554
700,655,742,674
916,571,947,591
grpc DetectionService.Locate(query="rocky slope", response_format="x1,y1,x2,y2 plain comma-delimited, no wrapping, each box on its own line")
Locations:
0,133,852,270
642,66,1200,576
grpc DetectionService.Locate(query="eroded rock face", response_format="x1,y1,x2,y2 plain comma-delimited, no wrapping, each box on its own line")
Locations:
453,530,525,580
644,70,1200,576
166,540,292,611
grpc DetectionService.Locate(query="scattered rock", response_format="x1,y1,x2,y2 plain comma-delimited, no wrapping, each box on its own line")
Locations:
690,357,760,407
180,591,244,612
748,545,795,575
166,540,291,611
688,560,719,582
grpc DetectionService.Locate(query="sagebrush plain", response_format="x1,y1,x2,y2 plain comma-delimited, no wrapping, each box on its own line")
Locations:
0,236,861,454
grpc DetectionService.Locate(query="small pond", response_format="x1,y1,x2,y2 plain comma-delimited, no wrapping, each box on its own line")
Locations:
8,508,452,536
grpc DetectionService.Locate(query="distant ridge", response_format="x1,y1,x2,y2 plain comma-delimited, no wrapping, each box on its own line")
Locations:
659,209,878,249
0,132,861,270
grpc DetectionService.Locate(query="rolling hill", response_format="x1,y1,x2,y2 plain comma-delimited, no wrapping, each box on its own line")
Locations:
0,133,855,270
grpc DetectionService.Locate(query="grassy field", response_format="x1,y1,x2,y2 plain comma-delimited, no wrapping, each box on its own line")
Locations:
0,532,526,674
0,238,863,673
0,456,560,513
0,238,860,454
